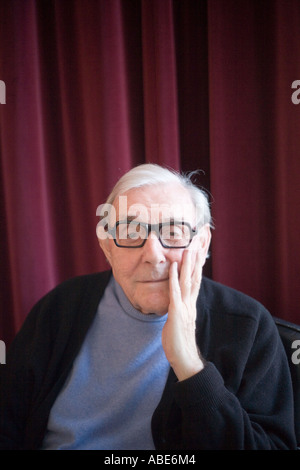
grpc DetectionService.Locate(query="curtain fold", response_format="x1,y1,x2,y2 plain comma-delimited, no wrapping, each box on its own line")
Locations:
141,0,180,167
1,0,300,346
207,0,300,320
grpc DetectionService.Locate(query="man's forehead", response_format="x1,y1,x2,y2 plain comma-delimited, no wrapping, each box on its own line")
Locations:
113,184,196,222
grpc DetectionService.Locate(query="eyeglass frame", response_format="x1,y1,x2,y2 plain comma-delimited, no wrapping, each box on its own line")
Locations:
107,220,198,248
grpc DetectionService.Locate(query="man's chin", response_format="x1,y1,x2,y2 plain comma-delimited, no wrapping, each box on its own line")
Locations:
139,299,169,316
129,285,169,316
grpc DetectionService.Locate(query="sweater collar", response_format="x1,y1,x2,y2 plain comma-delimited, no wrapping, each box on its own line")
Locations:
111,276,167,323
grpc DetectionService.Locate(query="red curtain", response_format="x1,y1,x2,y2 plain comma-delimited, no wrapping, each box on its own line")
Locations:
1,0,300,347
208,0,300,324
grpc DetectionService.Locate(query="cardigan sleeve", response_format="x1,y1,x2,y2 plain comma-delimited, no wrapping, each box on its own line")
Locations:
169,311,297,449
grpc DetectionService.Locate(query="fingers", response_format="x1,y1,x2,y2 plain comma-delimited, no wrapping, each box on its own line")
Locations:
191,249,203,298
168,251,192,308
179,249,202,300
169,249,203,307
169,261,180,308
179,250,193,301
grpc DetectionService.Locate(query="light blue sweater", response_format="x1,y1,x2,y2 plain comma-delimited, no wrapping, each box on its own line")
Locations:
42,276,169,450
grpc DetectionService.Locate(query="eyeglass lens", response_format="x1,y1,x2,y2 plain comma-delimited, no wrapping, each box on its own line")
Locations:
116,222,191,248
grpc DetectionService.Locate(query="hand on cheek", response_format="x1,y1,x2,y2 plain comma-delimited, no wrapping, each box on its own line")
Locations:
161,249,205,381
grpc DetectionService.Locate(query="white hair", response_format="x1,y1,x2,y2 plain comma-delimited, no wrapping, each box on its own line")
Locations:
105,163,213,228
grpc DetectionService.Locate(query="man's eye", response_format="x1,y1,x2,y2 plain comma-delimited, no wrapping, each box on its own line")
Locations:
169,229,182,238
162,226,184,239
127,223,144,239
128,231,140,239
117,225,130,239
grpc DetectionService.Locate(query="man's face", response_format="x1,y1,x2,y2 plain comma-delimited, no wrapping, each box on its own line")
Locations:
99,183,211,316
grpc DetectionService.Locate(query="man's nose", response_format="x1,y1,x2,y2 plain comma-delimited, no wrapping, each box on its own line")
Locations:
141,232,166,263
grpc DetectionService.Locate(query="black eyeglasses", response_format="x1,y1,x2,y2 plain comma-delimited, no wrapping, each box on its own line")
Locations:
108,220,198,248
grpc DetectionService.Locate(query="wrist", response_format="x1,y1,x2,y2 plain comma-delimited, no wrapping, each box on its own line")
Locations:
173,357,205,382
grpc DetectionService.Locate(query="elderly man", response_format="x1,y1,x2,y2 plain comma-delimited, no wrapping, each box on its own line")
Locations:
0,163,297,450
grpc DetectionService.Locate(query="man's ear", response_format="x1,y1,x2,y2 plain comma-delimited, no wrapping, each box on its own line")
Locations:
197,224,212,267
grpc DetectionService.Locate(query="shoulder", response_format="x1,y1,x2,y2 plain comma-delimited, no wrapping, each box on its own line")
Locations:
200,277,270,317
45,270,111,300
197,278,283,384
17,271,112,342
34,270,112,308
198,276,276,335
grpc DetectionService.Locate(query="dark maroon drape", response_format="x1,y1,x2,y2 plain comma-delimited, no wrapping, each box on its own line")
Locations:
1,0,300,347
208,0,300,322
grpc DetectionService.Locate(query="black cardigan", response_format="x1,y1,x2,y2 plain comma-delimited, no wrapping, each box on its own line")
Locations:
0,271,297,449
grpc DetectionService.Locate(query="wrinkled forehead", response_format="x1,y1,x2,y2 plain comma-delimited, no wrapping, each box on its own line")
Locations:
113,183,196,224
